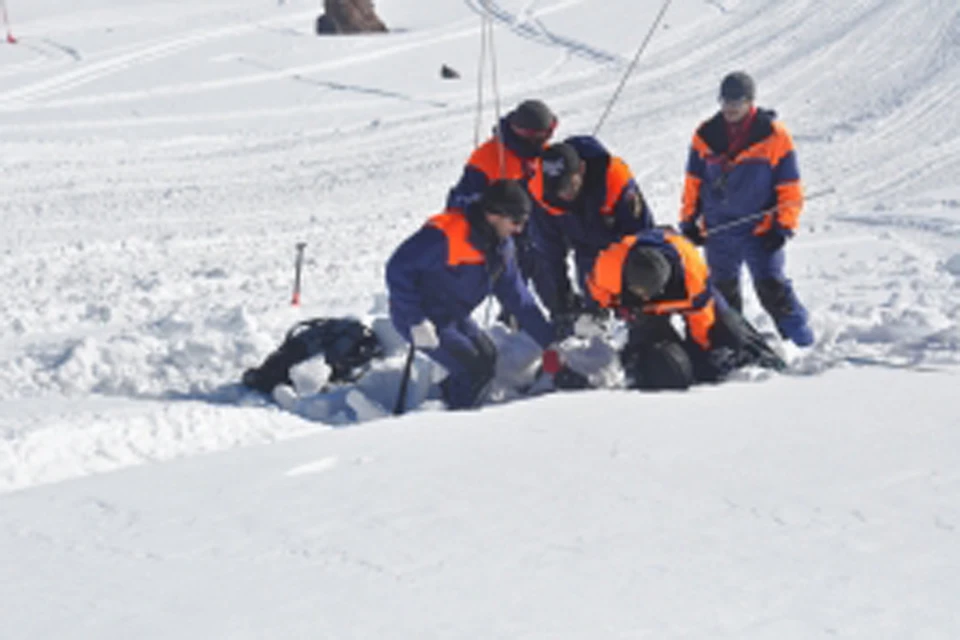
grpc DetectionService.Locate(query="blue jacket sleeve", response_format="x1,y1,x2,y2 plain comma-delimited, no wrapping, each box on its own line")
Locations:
527,206,572,316
446,166,491,211
612,180,655,232
385,226,448,340
493,240,555,348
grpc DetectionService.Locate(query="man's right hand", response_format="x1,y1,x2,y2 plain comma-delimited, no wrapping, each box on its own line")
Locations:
410,319,440,349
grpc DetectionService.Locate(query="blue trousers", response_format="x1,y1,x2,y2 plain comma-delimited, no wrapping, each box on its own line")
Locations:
424,317,498,409
705,231,813,346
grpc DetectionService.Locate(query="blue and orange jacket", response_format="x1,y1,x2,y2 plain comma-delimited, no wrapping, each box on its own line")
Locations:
446,115,546,211
680,108,803,236
385,208,554,349
531,135,654,313
586,229,725,350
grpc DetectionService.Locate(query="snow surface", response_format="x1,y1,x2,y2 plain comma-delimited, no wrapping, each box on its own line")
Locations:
1,0,959,637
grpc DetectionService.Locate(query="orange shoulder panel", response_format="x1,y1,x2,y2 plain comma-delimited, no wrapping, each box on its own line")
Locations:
691,133,712,159
468,138,528,182
586,236,637,307
666,233,709,296
600,157,634,215
737,121,794,166
426,212,486,266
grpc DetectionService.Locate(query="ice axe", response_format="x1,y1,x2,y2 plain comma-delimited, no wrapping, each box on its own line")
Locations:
291,242,306,306
1,0,16,44
703,187,836,238
392,343,416,416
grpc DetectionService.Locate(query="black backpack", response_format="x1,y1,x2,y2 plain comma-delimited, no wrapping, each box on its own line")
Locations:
242,318,383,395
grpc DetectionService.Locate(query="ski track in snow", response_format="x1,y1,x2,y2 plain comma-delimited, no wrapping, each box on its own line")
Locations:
1,0,959,492
466,0,624,67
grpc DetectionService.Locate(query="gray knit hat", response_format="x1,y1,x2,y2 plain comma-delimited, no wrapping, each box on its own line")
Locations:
719,71,755,102
480,179,532,222
508,99,557,132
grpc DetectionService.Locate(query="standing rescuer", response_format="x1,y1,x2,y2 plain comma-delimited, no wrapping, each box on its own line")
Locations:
679,71,814,347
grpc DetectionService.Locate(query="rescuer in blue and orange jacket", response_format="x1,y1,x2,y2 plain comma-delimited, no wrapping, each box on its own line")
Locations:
529,136,655,320
386,180,555,409
584,228,779,389
446,100,557,282
679,71,813,347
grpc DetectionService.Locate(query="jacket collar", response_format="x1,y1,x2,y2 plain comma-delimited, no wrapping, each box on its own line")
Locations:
697,107,777,156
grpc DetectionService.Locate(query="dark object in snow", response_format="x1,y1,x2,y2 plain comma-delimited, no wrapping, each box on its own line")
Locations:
553,365,590,390
242,318,383,395
631,341,695,390
315,14,337,35
440,64,460,79
315,0,388,36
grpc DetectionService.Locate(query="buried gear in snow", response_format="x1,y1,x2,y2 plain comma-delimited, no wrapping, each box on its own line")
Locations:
242,318,383,394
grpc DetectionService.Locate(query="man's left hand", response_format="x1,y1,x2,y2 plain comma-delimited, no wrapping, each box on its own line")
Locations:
761,226,793,252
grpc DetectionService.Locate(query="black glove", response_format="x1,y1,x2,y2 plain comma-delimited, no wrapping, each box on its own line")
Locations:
761,226,793,252
554,365,591,390
679,220,705,246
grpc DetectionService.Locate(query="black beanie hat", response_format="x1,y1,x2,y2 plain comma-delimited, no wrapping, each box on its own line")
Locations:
623,246,671,298
508,99,557,132
719,71,755,102
541,142,580,197
480,179,532,222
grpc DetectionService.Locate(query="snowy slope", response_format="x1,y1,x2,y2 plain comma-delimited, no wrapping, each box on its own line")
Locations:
3,368,959,639
0,0,959,636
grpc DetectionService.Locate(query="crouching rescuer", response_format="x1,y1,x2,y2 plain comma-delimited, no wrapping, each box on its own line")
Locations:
386,180,556,409
583,228,785,390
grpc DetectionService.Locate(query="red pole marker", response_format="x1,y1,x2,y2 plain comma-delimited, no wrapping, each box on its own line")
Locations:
1,0,16,44
291,242,306,306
